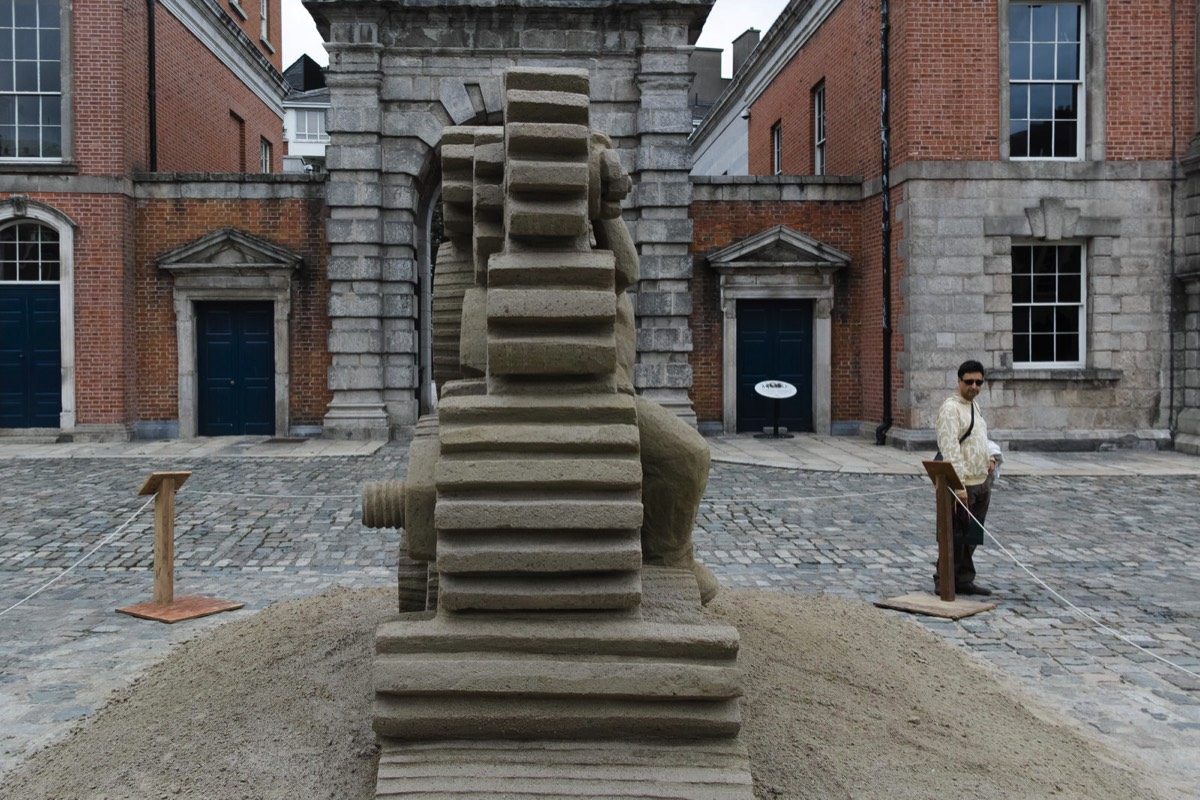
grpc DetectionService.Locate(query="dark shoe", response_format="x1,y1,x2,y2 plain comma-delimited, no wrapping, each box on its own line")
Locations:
957,582,993,596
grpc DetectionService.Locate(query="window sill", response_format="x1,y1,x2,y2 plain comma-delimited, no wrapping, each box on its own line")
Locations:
989,367,1123,382
0,161,79,175
229,0,247,20
260,36,275,55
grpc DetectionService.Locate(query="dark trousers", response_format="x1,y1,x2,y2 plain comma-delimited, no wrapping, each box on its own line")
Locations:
952,481,991,587
934,480,991,588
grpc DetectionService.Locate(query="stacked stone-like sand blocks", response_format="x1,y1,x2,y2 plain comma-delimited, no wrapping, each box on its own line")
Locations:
363,68,752,798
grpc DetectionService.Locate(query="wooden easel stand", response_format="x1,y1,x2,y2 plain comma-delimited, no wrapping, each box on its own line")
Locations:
117,471,244,624
873,460,996,620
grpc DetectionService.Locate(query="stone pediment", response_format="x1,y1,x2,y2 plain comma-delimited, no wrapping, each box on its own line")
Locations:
707,225,851,271
157,228,302,274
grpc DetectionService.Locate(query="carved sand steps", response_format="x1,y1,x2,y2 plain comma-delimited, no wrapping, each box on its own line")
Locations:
374,566,743,740
376,739,754,799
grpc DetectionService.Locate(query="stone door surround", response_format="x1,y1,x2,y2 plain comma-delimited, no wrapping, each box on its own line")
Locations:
706,225,850,434
158,228,302,438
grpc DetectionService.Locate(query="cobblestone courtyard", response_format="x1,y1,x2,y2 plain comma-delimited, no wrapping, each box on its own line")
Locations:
1,442,1197,796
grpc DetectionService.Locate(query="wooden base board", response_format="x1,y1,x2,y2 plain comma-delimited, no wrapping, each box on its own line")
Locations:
874,592,996,620
117,595,245,624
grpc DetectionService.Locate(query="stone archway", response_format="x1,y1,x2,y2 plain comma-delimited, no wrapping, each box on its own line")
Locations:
311,0,713,438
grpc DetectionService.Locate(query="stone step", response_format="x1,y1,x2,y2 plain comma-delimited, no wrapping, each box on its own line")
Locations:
505,88,589,126
508,159,590,195
374,614,739,660
506,195,589,238
436,528,641,574
376,738,754,799
506,121,591,156
374,654,741,700
439,422,639,454
487,250,614,289
436,571,640,612
487,287,614,323
435,457,640,491
373,695,740,741
437,392,636,425
434,496,643,531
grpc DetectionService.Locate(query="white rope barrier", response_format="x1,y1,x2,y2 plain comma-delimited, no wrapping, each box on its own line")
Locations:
180,489,360,499
705,485,925,504
0,496,155,619
949,487,1200,681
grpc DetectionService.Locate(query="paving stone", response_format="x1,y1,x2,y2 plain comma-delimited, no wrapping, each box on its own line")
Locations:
0,437,1197,794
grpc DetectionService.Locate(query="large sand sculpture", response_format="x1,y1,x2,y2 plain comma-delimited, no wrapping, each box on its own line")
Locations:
361,66,752,798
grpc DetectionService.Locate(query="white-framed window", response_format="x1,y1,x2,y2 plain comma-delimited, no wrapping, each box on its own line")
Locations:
0,0,62,160
0,220,59,282
1008,2,1084,159
1012,242,1085,367
812,81,826,175
293,109,328,142
259,0,268,41
259,137,271,173
770,121,782,175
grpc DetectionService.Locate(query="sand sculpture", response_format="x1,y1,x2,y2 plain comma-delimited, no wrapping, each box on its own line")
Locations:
361,67,752,797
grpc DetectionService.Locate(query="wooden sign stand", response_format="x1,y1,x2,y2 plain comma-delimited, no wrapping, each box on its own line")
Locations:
874,460,996,620
117,471,245,623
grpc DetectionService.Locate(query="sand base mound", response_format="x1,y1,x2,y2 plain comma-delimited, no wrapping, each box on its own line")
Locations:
0,587,1163,800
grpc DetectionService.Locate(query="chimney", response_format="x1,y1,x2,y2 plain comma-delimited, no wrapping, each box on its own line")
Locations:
731,29,761,77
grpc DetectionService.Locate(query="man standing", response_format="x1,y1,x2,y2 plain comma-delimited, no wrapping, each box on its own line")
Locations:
935,359,997,596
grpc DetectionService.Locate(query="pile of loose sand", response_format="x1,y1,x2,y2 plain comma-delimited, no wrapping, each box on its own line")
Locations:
0,587,1164,800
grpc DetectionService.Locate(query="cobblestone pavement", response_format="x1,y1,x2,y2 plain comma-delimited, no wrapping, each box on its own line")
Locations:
0,440,1197,798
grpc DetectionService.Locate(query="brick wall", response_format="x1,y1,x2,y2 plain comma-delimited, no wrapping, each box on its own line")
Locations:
72,0,145,174
747,0,1196,174
134,184,330,427
1107,0,1195,160
223,0,283,72
893,0,998,163
69,0,283,176
747,0,881,178
154,8,283,173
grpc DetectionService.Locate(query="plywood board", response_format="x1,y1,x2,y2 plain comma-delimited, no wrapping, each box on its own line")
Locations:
117,595,244,624
874,592,996,620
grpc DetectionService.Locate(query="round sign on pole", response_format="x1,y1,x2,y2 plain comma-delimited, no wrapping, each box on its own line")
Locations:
754,380,797,400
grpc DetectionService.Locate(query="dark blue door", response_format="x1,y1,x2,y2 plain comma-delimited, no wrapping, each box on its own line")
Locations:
197,302,274,436
736,299,813,433
0,285,61,428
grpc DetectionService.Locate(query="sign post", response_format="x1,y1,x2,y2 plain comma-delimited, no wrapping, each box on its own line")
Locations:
873,460,996,619
117,471,244,623
753,380,797,439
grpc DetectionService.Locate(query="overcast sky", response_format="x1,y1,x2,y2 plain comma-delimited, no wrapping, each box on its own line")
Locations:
280,0,790,76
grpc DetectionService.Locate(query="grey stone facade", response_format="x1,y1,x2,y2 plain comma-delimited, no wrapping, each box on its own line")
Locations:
1176,8,1200,455
307,0,713,438
894,161,1176,449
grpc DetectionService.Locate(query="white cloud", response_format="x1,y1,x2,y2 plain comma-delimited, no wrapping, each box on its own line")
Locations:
278,0,787,76
281,0,328,69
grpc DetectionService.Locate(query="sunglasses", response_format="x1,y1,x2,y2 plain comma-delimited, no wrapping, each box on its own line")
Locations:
960,379,985,386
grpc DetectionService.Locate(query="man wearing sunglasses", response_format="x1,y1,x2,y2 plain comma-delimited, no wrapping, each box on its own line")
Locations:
934,359,998,596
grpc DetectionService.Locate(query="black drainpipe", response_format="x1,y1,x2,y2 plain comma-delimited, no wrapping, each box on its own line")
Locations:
875,0,893,445
146,0,158,171
1167,0,1178,436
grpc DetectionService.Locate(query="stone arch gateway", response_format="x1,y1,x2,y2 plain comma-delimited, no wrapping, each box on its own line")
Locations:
306,0,714,438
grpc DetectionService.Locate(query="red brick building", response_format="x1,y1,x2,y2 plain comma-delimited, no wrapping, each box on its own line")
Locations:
691,0,1197,448
0,0,328,441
